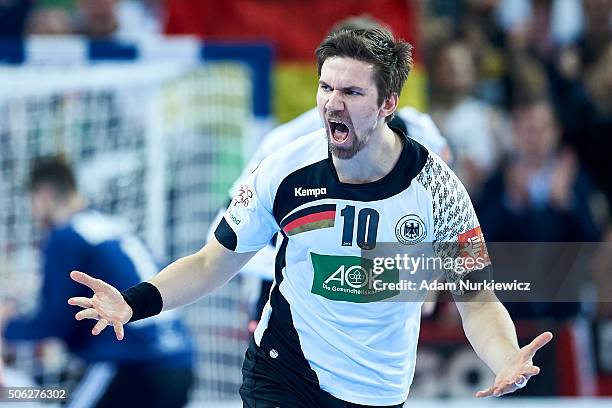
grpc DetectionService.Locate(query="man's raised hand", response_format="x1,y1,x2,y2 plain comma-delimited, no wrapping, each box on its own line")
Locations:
68,271,133,341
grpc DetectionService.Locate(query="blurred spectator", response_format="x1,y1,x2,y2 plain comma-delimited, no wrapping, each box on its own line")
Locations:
557,44,612,215
423,0,508,105
575,0,611,73
497,0,583,58
478,98,600,242
25,6,71,35
505,53,549,115
428,39,510,197
73,0,161,39
460,0,508,105
0,0,33,37
552,0,611,84
477,98,601,319
73,0,119,39
463,0,507,48
426,0,506,47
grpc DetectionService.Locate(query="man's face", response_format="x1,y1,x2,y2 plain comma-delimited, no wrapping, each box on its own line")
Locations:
512,103,559,161
30,186,55,230
317,57,385,159
434,44,475,95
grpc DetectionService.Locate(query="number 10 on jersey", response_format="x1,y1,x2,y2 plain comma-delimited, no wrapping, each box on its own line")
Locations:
340,205,380,250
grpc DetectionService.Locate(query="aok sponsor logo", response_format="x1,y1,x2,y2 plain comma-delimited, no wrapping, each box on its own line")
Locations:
310,253,399,303
294,187,327,198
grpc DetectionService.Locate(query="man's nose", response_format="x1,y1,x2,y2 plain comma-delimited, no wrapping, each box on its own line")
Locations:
326,90,344,112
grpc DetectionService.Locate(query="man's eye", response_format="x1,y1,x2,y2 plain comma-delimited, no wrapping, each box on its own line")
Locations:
320,84,331,91
347,90,361,96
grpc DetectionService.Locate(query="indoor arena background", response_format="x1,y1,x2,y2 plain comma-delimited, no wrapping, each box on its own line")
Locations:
0,1,611,407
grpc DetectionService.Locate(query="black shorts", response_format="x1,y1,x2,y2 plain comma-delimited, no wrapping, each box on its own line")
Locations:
240,338,405,408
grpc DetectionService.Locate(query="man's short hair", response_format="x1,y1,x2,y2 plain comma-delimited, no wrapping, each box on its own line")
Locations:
327,15,390,37
315,27,413,117
28,155,77,195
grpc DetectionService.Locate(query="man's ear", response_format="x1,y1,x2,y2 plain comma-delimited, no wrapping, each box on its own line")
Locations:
380,93,398,119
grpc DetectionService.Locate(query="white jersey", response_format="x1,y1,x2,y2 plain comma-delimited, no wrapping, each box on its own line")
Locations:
214,127,489,405
226,106,450,280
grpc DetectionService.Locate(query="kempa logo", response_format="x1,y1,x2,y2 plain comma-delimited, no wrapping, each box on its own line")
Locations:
295,187,327,198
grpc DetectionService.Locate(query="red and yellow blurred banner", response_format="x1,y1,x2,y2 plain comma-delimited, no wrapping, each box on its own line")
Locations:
165,0,426,122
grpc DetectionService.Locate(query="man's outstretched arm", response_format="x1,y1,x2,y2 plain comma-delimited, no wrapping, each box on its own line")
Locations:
149,237,255,310
68,236,255,341
454,289,553,397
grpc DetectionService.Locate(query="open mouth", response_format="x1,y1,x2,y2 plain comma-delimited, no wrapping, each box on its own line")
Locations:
328,119,350,144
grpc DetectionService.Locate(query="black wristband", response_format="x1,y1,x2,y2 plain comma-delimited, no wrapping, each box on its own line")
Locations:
121,282,163,323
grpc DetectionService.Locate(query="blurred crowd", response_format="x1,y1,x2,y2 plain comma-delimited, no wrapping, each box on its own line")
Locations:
423,0,611,228
1,0,611,318
421,0,612,320
0,0,162,38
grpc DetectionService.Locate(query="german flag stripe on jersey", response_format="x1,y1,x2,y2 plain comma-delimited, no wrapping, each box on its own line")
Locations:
281,204,336,236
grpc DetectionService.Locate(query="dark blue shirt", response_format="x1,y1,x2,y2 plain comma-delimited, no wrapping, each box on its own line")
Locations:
4,210,193,368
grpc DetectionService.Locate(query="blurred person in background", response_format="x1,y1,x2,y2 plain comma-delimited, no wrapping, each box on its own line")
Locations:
559,43,612,218
477,97,601,318
571,0,611,75
424,0,556,108
496,0,584,62
478,97,600,242
73,0,118,38
73,0,162,39
453,0,509,106
1,156,194,408
428,38,510,198
25,5,72,35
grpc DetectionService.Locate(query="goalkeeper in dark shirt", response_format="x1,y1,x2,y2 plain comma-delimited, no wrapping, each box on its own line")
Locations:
1,156,194,408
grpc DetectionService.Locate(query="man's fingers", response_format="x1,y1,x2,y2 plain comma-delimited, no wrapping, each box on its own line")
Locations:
68,297,93,309
475,387,494,398
92,319,108,336
70,271,105,292
75,308,99,321
113,322,124,341
477,364,542,399
523,331,553,358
